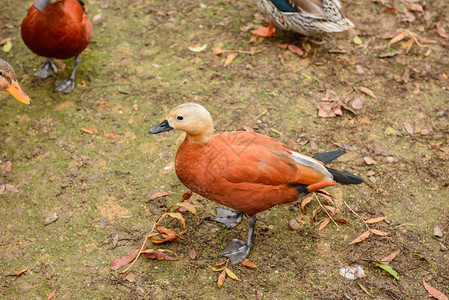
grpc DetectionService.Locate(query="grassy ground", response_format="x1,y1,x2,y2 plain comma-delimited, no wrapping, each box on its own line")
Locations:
1,0,448,299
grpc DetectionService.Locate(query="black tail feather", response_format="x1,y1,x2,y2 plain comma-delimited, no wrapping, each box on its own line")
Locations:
313,150,346,165
327,168,363,185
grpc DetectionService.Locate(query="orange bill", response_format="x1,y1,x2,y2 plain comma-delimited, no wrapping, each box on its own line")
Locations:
6,80,31,105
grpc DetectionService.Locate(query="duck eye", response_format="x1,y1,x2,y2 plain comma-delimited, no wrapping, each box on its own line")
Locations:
177,116,184,121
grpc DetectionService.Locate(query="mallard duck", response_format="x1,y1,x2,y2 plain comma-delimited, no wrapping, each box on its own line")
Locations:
251,0,354,37
21,0,92,93
150,103,363,264
0,59,31,105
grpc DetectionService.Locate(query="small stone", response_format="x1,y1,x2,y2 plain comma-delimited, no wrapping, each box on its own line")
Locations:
44,213,58,226
434,226,443,238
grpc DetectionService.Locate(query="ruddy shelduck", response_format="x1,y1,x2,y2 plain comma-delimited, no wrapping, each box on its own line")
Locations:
150,103,363,264
21,0,92,93
0,59,31,105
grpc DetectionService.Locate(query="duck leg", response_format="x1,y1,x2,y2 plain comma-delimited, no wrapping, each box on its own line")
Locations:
55,57,79,93
34,58,57,79
251,21,276,37
210,207,243,229
220,216,256,264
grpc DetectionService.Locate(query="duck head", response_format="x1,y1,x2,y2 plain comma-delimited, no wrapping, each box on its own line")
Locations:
149,103,214,143
0,59,31,105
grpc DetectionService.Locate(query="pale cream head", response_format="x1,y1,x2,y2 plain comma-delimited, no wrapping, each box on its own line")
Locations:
166,103,214,143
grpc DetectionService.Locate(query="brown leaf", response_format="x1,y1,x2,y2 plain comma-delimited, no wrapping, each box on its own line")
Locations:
318,102,343,118
141,249,177,261
167,212,186,228
436,24,449,39
12,268,28,276
1,161,12,175
48,289,56,300
217,269,226,287
389,31,409,45
81,128,95,135
149,226,179,243
363,157,377,165
111,247,144,271
368,145,391,156
288,218,301,230
348,230,371,245
301,195,313,214
323,205,336,215
380,250,400,264
112,233,119,249
240,259,257,268
423,279,448,300
335,217,351,225
148,191,171,201
366,216,388,224
189,248,196,260
358,87,377,99
287,44,304,56
356,65,364,74
224,51,237,67
177,202,199,220
225,268,241,281
213,46,224,55
370,229,390,236
404,121,414,134
209,265,226,272
278,53,286,66
104,132,120,143
124,272,136,282
318,218,330,233
408,3,423,12
352,95,365,110
402,68,410,83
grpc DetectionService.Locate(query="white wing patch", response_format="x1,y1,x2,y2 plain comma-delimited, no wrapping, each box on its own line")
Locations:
288,151,333,181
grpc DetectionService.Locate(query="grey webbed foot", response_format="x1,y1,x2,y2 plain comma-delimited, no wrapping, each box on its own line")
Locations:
220,239,251,264
55,78,75,93
210,207,243,228
219,216,257,265
34,58,57,79
54,57,79,94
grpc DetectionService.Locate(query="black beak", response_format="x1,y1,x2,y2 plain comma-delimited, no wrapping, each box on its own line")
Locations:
149,119,173,134
34,0,52,11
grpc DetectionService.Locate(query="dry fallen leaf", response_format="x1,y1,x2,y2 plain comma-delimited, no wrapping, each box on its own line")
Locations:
352,95,365,110
124,272,136,282
358,87,377,99
48,289,56,300
12,268,28,276
141,249,177,261
1,161,12,175
380,250,400,264
408,3,423,12
257,289,263,300
301,195,313,214
287,44,304,56
225,268,241,281
404,121,414,134
423,279,448,300
348,230,371,245
370,229,390,236
148,191,170,201
224,51,237,67
368,145,391,156
217,269,226,287
241,259,257,269
366,216,388,224
176,202,199,220
188,44,207,52
189,248,196,260
436,24,449,39
111,247,143,271
104,132,120,143
363,157,377,165
318,218,330,233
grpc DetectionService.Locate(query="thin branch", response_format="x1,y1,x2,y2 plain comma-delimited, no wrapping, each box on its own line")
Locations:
343,200,370,231
314,193,339,228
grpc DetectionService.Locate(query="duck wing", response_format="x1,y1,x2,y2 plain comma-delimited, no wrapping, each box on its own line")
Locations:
213,132,332,186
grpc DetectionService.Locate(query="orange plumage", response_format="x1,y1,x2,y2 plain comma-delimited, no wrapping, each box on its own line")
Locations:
150,103,362,264
21,0,92,60
175,132,332,217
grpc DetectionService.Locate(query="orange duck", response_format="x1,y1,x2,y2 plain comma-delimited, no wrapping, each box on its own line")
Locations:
21,0,92,93
150,103,363,264
0,59,31,105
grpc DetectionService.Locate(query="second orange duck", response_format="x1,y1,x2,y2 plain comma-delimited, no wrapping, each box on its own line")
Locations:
21,0,92,93
150,103,363,264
